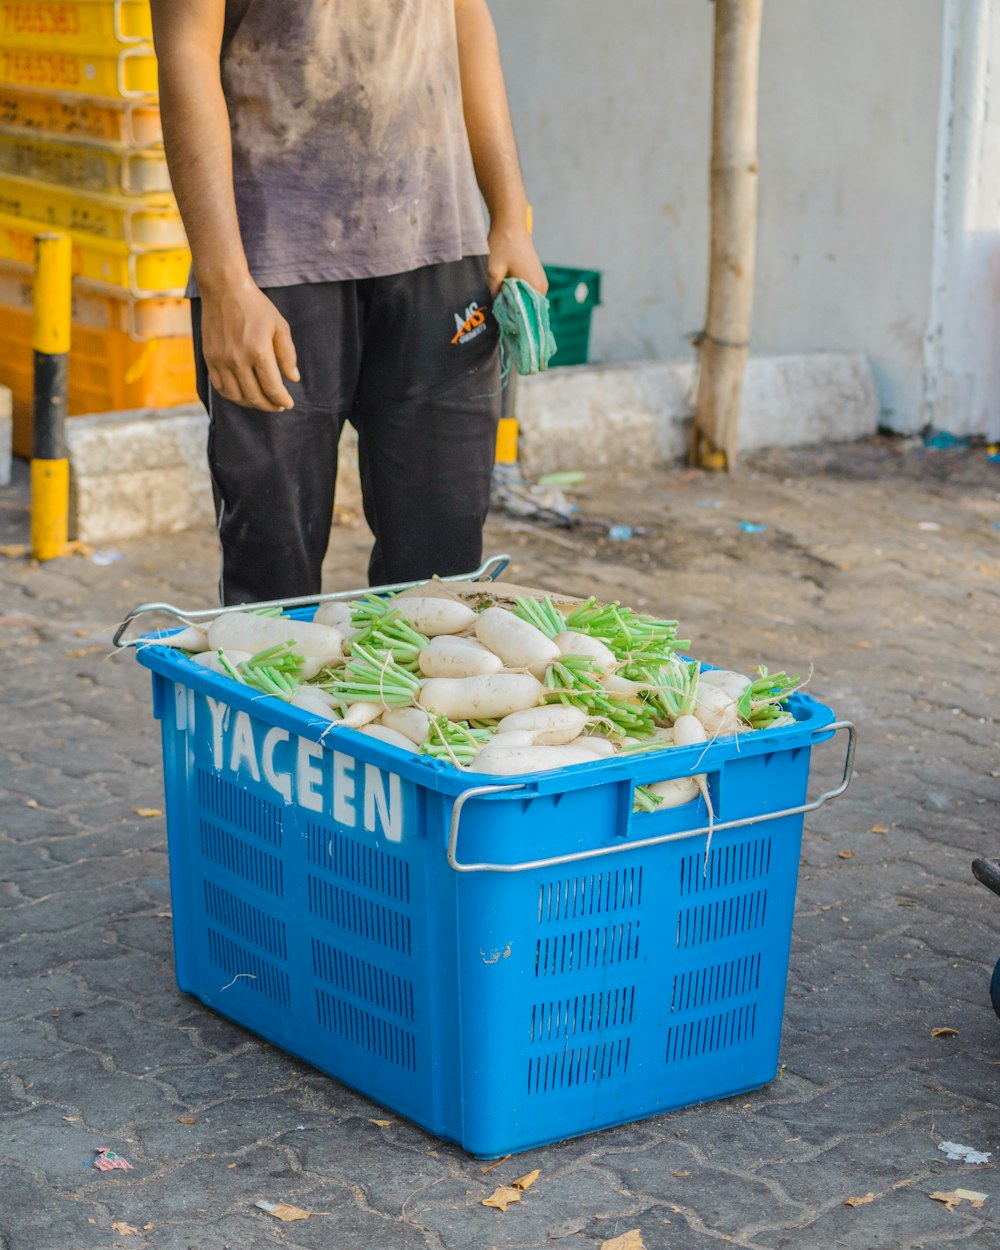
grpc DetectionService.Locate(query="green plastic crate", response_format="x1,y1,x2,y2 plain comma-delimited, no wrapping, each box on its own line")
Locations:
544,265,601,367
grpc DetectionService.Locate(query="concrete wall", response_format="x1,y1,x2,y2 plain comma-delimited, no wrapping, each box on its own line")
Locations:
493,0,970,434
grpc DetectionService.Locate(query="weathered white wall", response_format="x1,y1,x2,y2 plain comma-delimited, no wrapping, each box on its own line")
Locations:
493,0,980,435
924,0,1000,439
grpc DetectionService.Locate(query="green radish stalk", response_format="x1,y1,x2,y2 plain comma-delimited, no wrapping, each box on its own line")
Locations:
474,606,560,677
418,673,545,721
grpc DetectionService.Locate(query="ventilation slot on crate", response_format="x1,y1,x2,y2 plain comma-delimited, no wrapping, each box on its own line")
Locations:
669,951,762,1015
679,835,772,896
535,921,639,978
307,875,412,955
200,821,284,897
530,985,636,1043
527,1037,630,1095
315,989,417,1071
204,880,287,960
197,768,282,846
676,889,767,949
664,1002,757,1064
306,824,410,903
207,928,290,1007
311,938,415,1021
538,866,643,924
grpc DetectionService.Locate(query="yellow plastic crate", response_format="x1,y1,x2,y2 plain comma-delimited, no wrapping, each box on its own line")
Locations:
0,257,190,339
0,1,152,47
0,210,188,296
0,298,197,456
0,127,170,193
0,171,185,247
0,43,157,98
0,84,161,145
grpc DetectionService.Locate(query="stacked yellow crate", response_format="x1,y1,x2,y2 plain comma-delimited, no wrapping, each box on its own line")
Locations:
0,0,196,456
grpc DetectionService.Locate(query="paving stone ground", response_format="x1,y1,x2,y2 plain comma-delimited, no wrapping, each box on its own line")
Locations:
2,436,999,1250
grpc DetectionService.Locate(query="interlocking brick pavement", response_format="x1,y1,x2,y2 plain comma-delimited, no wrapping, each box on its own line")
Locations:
2,438,999,1250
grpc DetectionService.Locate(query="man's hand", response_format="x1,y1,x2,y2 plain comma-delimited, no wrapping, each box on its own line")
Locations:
199,282,300,412
487,220,547,297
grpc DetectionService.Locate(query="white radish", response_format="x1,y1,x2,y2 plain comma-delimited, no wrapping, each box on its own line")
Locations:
669,715,716,870
418,673,544,721
299,654,345,680
312,600,356,632
487,729,538,749
290,688,341,719
699,668,751,698
553,631,616,672
159,624,210,652
474,607,560,677
392,596,477,636
207,611,344,664
417,639,504,679
496,704,589,745
338,701,382,729
601,673,646,698
575,736,618,758
379,706,430,745
469,742,600,776
693,684,741,736
357,724,419,753
647,776,700,807
190,648,251,676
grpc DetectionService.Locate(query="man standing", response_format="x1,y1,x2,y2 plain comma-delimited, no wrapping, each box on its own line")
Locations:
150,1,545,604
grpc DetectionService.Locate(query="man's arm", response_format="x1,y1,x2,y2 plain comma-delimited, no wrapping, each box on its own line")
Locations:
151,0,298,411
454,0,547,296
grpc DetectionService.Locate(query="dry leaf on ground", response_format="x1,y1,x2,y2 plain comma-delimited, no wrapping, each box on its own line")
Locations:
838,849,855,859
369,1118,394,1127
111,1223,138,1237
480,1154,511,1173
930,1027,960,1038
482,1186,521,1212
513,1169,541,1191
600,1231,646,1250
177,1116,197,1125
870,822,888,833
929,1191,962,1212
844,1192,875,1207
255,1201,314,1222
132,807,163,818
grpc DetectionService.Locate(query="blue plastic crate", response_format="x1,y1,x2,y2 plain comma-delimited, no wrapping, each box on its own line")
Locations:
135,637,851,1158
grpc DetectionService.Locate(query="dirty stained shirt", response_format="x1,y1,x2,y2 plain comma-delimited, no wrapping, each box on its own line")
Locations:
209,0,488,292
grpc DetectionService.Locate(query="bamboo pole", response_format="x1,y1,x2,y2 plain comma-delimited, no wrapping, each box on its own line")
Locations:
691,0,764,471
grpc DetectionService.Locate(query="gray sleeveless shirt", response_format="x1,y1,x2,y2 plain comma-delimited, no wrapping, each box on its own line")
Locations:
212,0,488,290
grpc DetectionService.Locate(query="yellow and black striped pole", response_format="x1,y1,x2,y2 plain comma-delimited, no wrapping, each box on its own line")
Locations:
31,232,72,561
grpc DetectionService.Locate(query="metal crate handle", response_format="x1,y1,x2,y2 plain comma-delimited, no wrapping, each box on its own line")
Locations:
113,553,511,647
446,720,857,874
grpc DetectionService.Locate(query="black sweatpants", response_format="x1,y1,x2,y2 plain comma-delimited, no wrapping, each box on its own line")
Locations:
191,256,501,605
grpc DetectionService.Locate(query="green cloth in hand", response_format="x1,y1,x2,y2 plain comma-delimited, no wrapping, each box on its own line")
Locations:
493,277,557,377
